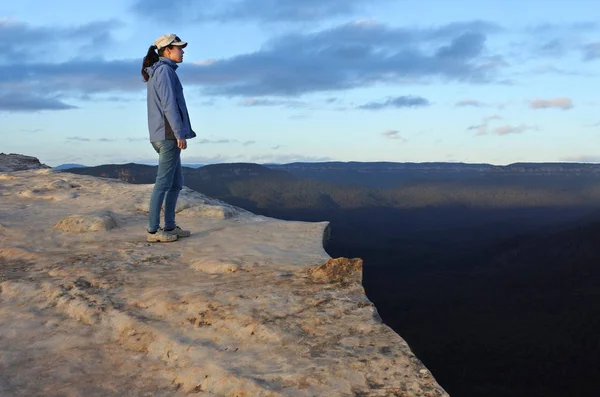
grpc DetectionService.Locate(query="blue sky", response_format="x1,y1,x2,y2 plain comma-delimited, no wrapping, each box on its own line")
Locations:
1,0,599,166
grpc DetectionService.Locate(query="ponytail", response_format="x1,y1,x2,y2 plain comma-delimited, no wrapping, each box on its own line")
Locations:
141,45,159,82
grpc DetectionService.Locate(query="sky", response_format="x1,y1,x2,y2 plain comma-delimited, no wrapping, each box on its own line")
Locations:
1,0,599,167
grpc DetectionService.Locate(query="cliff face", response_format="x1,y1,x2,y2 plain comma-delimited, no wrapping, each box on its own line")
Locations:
0,155,449,396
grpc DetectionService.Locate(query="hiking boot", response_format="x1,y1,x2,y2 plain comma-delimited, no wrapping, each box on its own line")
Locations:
165,226,191,238
147,229,178,243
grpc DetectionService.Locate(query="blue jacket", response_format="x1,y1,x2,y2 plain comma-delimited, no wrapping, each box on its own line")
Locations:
145,57,197,142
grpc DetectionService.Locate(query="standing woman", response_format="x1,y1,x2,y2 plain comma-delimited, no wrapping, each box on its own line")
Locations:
142,33,197,242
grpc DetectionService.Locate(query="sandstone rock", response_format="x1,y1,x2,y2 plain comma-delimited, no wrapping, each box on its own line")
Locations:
0,153,51,172
309,257,363,286
0,160,450,397
53,210,118,232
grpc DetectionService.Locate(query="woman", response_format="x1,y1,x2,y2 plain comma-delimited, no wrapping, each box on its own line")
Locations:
141,33,197,242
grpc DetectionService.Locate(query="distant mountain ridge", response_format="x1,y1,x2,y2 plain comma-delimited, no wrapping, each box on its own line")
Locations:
53,163,88,170
63,162,296,198
266,161,600,187
60,161,600,210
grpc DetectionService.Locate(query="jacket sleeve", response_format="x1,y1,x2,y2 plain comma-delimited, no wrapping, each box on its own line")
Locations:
154,65,185,140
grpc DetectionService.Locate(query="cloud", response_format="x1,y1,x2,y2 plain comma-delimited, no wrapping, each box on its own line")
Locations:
0,92,77,112
0,58,140,112
583,42,600,60
1,19,121,62
560,154,600,163
0,19,140,112
131,0,392,23
240,98,306,108
529,65,584,76
537,38,566,57
528,22,598,34
66,137,116,142
66,137,91,142
248,153,333,164
184,20,501,97
0,19,503,110
468,114,502,135
514,22,600,63
455,99,484,107
492,124,537,135
359,96,430,110
435,31,486,59
198,139,233,144
381,130,407,141
195,138,255,145
529,97,573,110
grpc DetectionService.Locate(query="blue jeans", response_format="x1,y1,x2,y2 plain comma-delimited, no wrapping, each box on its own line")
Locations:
148,140,183,232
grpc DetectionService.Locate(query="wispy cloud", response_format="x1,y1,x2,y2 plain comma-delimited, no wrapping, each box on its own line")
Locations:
381,130,407,141
198,139,233,144
527,22,598,34
583,42,600,61
455,99,485,107
492,124,538,135
248,153,333,164
66,137,116,142
537,38,566,57
582,121,600,128
468,114,502,136
529,97,573,110
240,98,306,108
560,154,600,163
66,137,91,142
359,96,430,110
131,0,392,23
522,22,600,61
529,65,584,76
195,138,256,146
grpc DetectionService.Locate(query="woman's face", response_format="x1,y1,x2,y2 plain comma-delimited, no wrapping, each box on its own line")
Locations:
164,45,184,63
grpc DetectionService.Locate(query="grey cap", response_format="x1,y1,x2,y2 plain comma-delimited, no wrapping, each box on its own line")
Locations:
154,33,187,50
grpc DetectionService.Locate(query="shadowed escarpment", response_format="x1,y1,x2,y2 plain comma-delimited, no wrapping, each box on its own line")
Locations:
0,154,449,397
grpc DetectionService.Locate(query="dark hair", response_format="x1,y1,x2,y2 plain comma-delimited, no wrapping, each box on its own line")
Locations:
141,45,170,82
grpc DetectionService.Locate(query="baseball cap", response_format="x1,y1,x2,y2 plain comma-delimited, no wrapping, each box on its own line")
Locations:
154,34,187,50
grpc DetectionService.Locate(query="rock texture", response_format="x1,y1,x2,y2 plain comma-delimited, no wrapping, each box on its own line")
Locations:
0,153,51,172
0,156,449,397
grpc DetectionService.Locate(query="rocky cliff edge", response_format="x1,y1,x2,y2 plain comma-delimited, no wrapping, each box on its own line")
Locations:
0,154,449,397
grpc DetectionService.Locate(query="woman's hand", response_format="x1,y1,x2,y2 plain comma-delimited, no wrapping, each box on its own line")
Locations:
177,139,187,150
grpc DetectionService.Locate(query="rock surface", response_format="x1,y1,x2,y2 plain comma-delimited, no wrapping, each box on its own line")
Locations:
0,153,51,172
0,156,449,396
